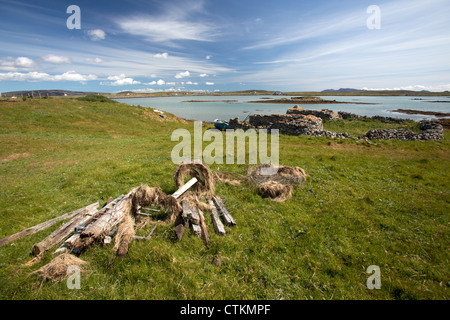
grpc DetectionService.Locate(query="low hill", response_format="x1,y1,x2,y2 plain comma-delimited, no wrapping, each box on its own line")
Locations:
2,89,103,98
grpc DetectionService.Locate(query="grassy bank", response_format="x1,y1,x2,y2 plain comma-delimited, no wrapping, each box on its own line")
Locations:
0,98,448,300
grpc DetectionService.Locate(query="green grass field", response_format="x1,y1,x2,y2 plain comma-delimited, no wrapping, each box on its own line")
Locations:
0,97,448,300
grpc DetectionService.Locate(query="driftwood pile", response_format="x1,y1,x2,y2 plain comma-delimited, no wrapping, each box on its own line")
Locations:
0,161,236,281
0,160,308,282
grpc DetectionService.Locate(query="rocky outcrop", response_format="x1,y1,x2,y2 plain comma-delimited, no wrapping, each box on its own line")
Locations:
287,105,340,120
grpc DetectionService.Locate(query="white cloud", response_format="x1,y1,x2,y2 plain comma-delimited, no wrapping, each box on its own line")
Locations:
87,29,106,41
41,54,71,64
175,70,190,78
117,1,218,44
118,18,215,42
54,71,97,81
0,70,97,82
205,81,214,85
0,57,35,71
206,55,212,60
15,57,36,69
199,73,208,77
154,52,169,59
101,73,140,85
131,88,157,93
144,79,167,85
362,84,450,91
166,81,176,85
0,71,49,81
85,57,103,64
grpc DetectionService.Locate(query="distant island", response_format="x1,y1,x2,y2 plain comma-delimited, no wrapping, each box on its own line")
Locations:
321,88,361,93
248,96,376,104
2,89,449,99
183,100,238,103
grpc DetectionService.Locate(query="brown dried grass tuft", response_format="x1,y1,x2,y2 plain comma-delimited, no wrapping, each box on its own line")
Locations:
133,185,182,222
247,164,307,185
257,181,293,202
32,253,89,282
174,160,215,196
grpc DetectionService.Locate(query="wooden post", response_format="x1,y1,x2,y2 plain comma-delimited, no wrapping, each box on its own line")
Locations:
32,202,99,256
212,196,236,226
208,200,226,235
0,202,99,247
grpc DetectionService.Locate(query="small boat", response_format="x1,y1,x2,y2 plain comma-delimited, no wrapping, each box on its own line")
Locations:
214,119,229,131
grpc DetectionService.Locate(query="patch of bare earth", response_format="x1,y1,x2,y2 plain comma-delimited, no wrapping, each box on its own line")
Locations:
1,152,33,162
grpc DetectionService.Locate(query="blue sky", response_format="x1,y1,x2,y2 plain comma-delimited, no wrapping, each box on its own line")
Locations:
1,0,449,93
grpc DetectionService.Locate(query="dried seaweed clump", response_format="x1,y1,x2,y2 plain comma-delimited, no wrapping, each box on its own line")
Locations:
32,253,89,282
257,181,293,202
248,164,307,202
174,160,215,196
247,164,307,185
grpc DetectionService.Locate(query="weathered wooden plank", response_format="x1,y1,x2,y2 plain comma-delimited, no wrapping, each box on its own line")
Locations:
79,194,129,238
74,195,124,233
198,209,209,246
71,189,136,253
212,196,236,226
172,177,198,199
181,200,191,220
32,202,99,256
189,206,202,237
189,204,200,225
208,200,226,236
0,202,99,247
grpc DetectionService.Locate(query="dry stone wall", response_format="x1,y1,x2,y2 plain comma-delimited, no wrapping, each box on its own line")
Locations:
227,107,444,141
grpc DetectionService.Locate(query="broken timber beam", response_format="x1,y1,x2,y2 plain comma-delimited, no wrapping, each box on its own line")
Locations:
74,195,124,233
208,200,226,236
172,177,198,199
31,202,99,256
54,195,125,255
212,196,236,226
71,190,136,254
0,202,99,248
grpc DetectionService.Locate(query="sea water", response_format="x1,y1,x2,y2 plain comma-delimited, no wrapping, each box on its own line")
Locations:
114,95,450,122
